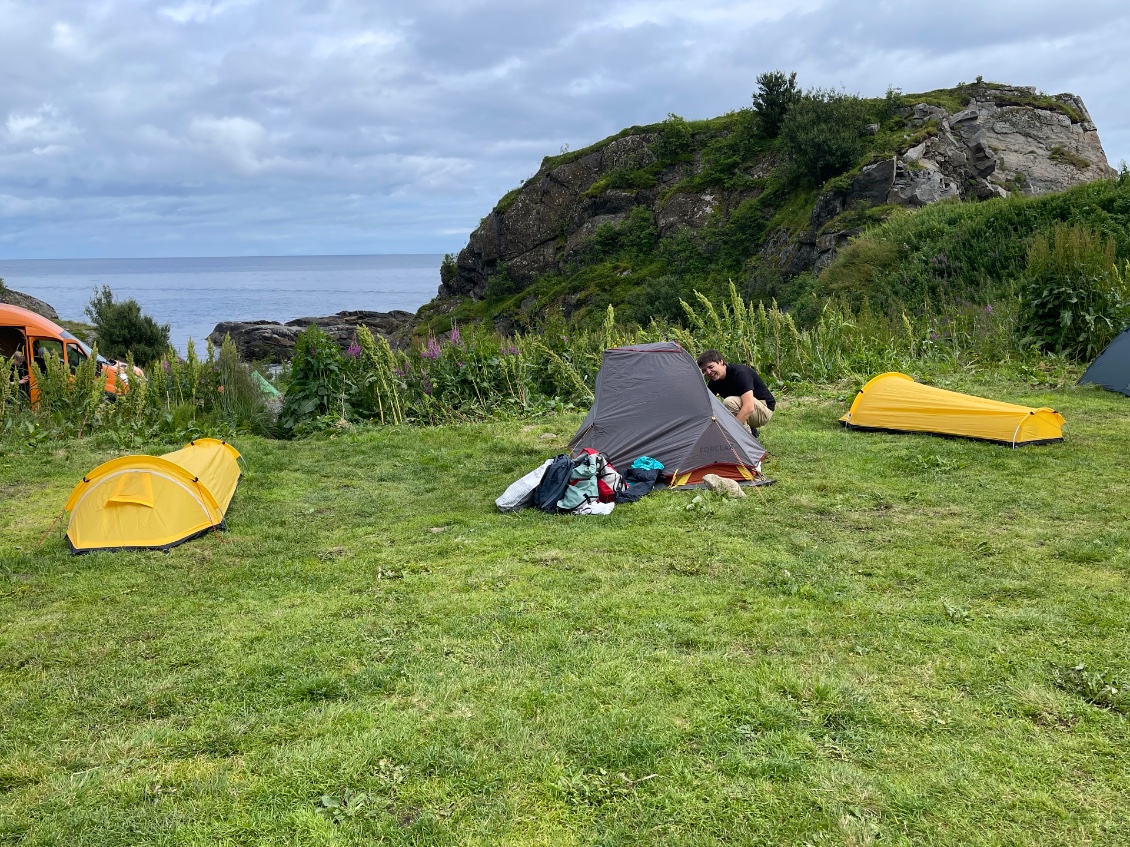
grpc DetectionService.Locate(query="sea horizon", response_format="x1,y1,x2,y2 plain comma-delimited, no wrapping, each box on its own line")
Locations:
0,253,446,356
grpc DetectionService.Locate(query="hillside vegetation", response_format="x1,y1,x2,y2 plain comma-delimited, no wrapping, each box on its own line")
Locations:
816,176,1130,315
425,78,1125,337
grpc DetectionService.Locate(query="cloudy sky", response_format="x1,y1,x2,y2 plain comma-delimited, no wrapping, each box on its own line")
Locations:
2,0,1128,260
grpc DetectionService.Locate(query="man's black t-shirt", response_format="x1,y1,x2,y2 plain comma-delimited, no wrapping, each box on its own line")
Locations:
708,363,776,410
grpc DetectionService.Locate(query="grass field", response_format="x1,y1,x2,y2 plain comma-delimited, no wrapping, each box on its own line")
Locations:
2,377,1128,846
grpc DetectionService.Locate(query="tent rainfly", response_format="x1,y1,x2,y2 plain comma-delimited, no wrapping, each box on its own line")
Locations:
569,341,770,487
1078,326,1130,396
839,372,1065,446
64,438,242,553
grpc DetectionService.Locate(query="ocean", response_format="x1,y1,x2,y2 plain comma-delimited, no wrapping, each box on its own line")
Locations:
0,254,444,355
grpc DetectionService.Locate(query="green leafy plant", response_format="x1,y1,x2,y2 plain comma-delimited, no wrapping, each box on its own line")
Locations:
1017,224,1130,359
484,262,519,301
84,285,171,367
0,355,24,419
316,789,375,824
278,325,348,436
439,253,458,287
655,112,695,165
780,88,871,186
26,346,104,438
215,335,277,436
1052,663,1129,713
752,70,801,139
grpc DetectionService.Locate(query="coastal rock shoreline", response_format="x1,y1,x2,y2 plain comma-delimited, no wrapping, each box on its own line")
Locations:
207,309,419,362
0,288,60,321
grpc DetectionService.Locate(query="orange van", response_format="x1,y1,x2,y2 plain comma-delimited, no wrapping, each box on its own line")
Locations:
1,303,139,403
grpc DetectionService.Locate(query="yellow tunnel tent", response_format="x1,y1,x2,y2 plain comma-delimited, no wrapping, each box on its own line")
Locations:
839,372,1064,447
65,438,242,553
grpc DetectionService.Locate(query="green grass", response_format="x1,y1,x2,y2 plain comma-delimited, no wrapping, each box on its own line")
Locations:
2,377,1129,845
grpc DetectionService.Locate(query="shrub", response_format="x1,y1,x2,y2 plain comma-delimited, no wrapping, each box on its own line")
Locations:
439,253,459,287
752,70,801,139
279,325,348,436
485,263,520,301
656,113,695,165
0,354,27,422
706,195,770,272
779,88,870,186
215,335,277,436
27,345,104,436
582,208,658,266
84,285,171,366
1017,224,1130,359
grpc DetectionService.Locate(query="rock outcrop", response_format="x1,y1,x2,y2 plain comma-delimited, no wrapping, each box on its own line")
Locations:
439,84,1116,312
786,86,1117,273
208,310,416,362
0,288,60,321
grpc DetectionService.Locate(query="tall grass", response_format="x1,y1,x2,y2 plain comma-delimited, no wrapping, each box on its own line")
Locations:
676,282,1028,391
819,175,1130,314
1,336,278,450
3,287,1063,448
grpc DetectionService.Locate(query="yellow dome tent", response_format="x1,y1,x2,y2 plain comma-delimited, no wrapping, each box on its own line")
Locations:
840,373,1064,447
64,438,242,553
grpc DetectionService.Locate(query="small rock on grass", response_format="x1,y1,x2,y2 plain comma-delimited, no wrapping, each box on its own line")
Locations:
703,474,746,498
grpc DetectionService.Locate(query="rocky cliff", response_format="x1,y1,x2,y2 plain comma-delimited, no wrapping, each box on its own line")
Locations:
434,83,1115,323
0,287,59,321
209,82,1118,361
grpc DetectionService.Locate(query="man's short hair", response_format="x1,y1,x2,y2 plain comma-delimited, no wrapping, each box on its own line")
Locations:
696,349,724,368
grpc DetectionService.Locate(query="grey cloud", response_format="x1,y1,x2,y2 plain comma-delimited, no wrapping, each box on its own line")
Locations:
0,0,1127,258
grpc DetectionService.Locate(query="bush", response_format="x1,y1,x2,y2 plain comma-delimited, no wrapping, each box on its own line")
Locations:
752,70,800,139
279,325,348,436
580,208,659,269
439,253,458,287
656,113,695,166
1017,224,1130,359
780,89,870,186
484,263,520,301
27,344,104,436
84,286,170,367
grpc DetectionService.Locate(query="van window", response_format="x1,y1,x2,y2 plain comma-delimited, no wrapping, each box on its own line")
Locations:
33,338,64,368
67,342,88,371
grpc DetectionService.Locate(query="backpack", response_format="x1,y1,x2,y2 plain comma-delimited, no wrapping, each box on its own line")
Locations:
578,447,625,502
532,454,575,513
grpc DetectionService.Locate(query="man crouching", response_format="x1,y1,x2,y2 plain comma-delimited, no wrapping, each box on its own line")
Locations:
697,349,775,437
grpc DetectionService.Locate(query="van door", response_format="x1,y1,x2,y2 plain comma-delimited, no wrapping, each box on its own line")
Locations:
0,325,27,360
1,326,29,396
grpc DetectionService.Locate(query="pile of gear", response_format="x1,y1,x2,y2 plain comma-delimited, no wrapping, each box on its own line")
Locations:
496,450,664,515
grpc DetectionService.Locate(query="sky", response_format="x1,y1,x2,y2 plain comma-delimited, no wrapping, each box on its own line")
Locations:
2,0,1128,260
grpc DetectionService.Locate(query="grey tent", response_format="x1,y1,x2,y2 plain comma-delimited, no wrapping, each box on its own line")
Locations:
569,341,770,487
1079,327,1130,396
